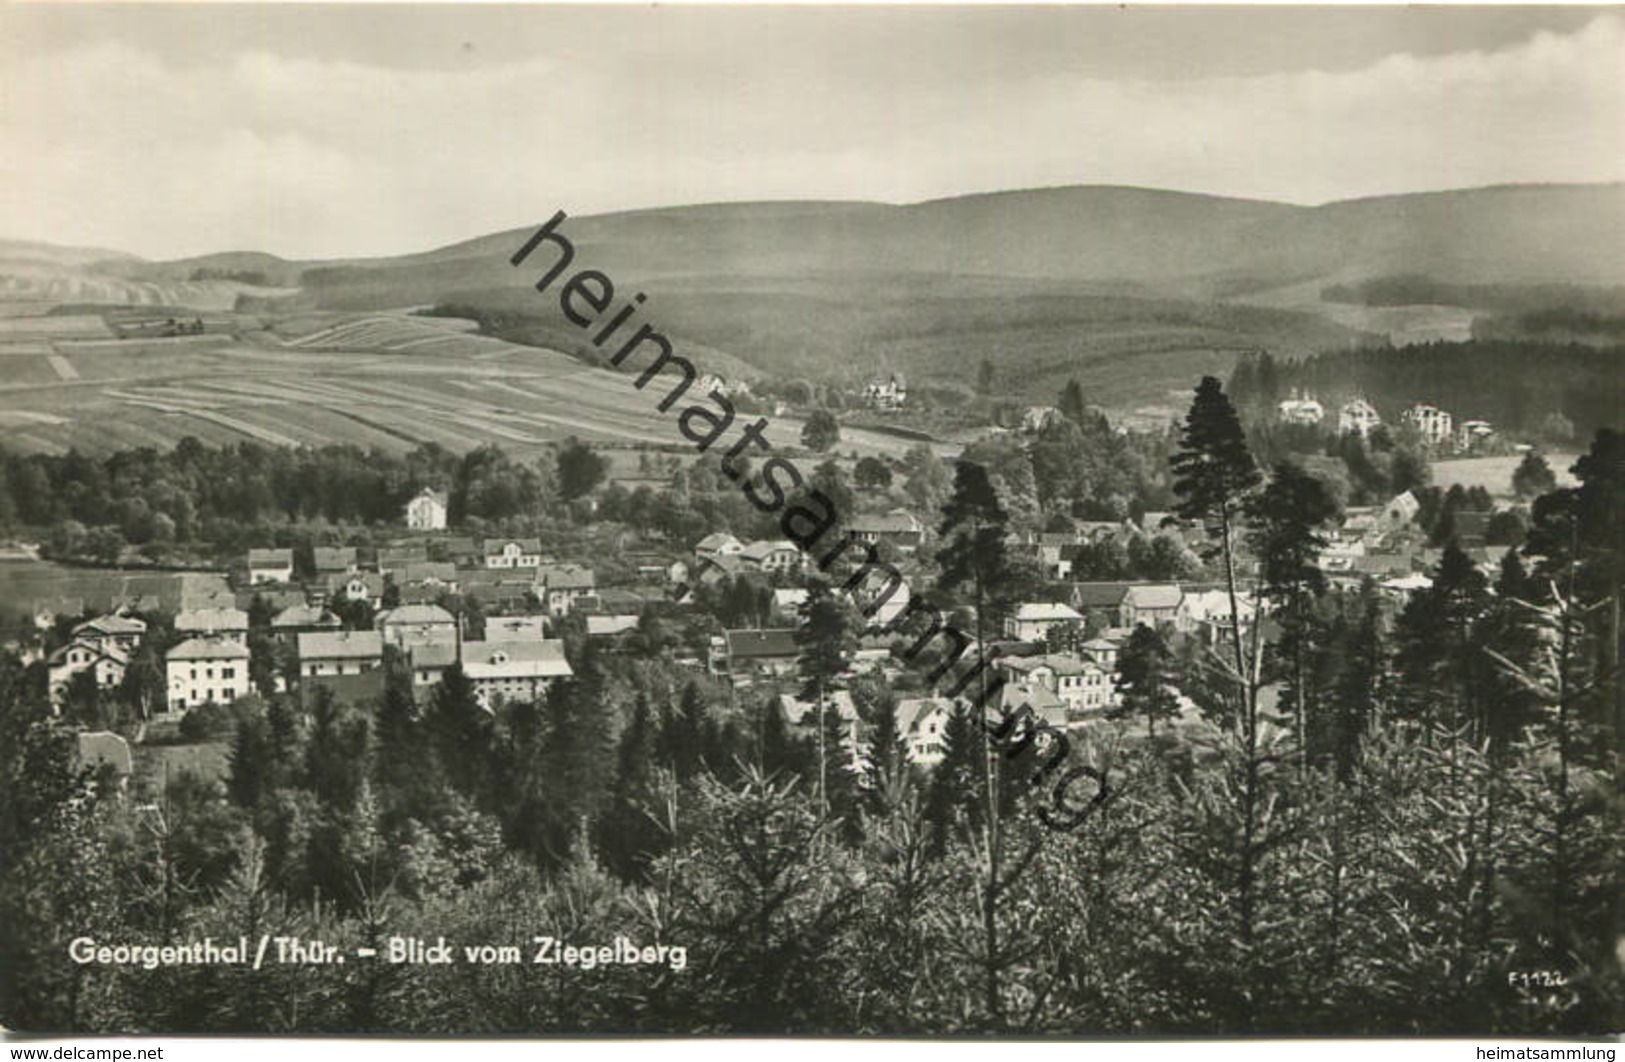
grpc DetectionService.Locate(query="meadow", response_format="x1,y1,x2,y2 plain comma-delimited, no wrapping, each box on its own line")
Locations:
0,308,949,462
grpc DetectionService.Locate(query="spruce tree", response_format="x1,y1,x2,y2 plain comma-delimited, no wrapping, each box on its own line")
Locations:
796,580,858,811
601,694,664,881
1111,624,1180,737
1248,460,1338,758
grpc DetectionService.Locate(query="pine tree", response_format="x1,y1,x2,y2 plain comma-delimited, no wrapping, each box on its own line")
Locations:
1248,460,1338,759
1170,374,1268,952
1172,376,1264,701
1058,378,1088,425
601,694,665,881
922,700,981,857
865,684,905,789
796,580,858,811
1110,624,1180,737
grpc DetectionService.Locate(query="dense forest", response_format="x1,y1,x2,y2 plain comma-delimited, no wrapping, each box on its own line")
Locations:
1,375,1619,1035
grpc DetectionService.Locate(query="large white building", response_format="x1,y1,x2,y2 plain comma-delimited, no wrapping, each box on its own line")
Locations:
460,639,573,711
166,637,251,712
1402,403,1454,446
405,488,449,531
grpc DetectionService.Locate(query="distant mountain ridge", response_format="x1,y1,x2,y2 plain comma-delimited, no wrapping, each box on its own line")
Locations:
8,180,1620,291
6,181,1620,409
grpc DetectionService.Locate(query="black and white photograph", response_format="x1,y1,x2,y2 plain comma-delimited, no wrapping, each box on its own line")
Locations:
0,1,1622,1043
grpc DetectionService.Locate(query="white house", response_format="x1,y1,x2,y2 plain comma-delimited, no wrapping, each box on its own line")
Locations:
1004,602,1085,642
863,374,907,411
695,533,744,564
1119,585,1183,629
324,572,386,608
71,613,146,657
1338,398,1382,437
165,637,251,712
538,564,596,617
739,539,803,575
1380,490,1421,532
897,698,955,766
48,639,129,709
297,630,384,678
996,653,1114,715
405,488,449,531
1022,406,1060,433
247,548,295,585
460,639,573,711
1276,393,1325,426
1403,403,1454,446
1458,419,1495,450
483,538,543,569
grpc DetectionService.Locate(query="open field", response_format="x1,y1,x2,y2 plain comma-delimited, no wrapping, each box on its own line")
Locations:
1431,452,1579,500
0,310,959,462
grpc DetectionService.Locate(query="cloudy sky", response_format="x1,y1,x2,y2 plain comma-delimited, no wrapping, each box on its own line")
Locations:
3,4,1622,261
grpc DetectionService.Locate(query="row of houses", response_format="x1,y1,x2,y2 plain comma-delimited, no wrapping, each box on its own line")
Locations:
247,537,598,584
1276,394,1495,450
246,542,598,617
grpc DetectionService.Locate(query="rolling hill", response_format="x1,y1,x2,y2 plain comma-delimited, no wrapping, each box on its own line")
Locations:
2,181,1620,445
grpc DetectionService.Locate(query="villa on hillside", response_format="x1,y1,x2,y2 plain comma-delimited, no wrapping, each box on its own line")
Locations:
406,488,449,531
862,374,907,411
1403,403,1454,446
1276,392,1325,426
1338,398,1382,437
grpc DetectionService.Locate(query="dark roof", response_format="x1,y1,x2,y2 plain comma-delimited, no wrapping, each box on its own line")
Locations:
1070,582,1132,608
725,628,799,660
248,548,293,566
313,547,358,571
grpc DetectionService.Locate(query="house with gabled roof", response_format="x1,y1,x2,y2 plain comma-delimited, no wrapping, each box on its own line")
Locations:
376,603,458,649
483,537,544,569
247,548,294,585
322,571,385,609
848,509,925,553
48,638,130,710
996,652,1114,715
71,613,146,656
406,487,449,531
695,532,744,564
1120,584,1183,628
297,629,383,678
175,607,250,644
537,564,596,617
896,697,955,765
165,637,251,712
312,547,358,578
739,539,803,576
712,628,799,685
1004,602,1084,642
459,639,573,711
271,603,341,642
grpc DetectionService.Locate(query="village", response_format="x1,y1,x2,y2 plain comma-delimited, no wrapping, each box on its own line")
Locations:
18,399,1543,792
